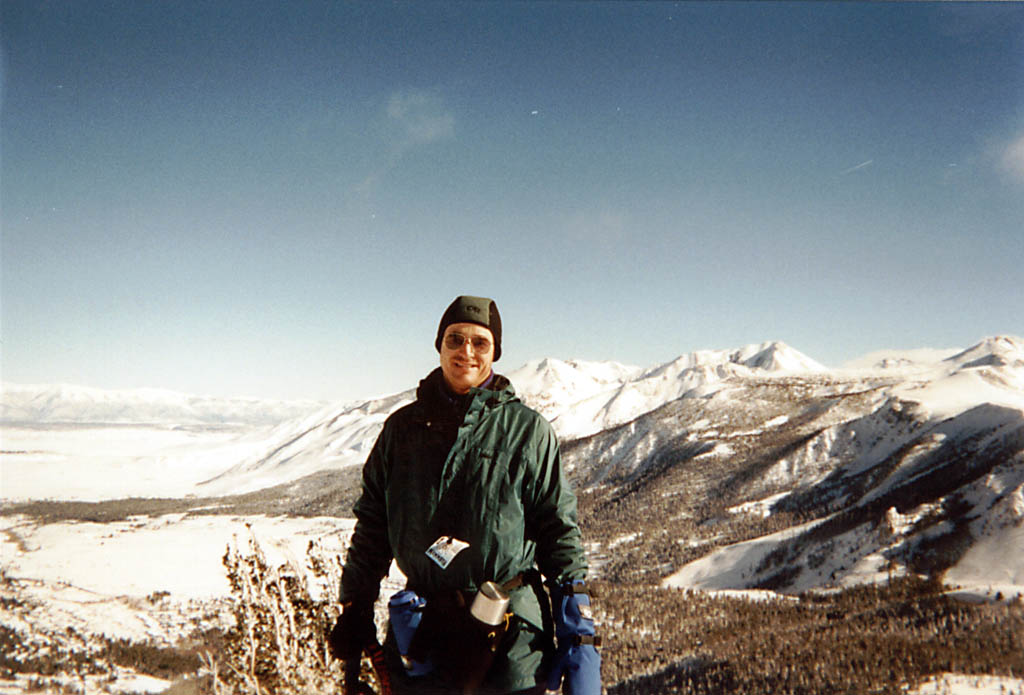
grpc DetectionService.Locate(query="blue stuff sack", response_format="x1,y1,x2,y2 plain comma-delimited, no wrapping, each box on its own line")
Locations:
387,590,433,676
546,581,601,694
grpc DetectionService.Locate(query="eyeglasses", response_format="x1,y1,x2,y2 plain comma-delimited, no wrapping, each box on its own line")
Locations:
443,333,493,353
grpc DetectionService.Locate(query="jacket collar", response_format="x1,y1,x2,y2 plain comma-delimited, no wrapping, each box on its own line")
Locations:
416,367,516,417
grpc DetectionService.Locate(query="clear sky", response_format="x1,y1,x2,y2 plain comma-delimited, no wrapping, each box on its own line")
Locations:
2,2,1022,402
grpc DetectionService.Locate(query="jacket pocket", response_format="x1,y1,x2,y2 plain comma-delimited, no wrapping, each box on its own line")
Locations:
477,449,523,540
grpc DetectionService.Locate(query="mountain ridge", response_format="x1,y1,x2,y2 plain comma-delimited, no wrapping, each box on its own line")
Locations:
194,340,834,494
4,336,1022,599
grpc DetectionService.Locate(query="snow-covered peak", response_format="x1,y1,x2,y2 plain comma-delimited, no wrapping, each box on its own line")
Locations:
533,341,824,440
882,336,1024,420
945,335,1024,370
149,343,829,494
642,341,824,379
508,357,643,393
734,341,828,372
840,336,1024,375
506,357,644,421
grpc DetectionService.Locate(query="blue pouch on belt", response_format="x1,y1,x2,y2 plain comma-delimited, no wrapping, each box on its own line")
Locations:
546,580,602,694
387,590,433,676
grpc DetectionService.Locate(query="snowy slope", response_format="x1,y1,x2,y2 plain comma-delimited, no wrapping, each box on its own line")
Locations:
505,357,645,424
4,336,1022,597
543,341,825,439
641,336,1024,597
195,390,414,495
196,341,826,494
4,338,1015,503
2,336,1023,695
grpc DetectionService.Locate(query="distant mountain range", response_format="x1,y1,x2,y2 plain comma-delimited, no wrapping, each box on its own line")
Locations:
190,340,831,494
0,382,326,426
4,336,1023,596
563,335,1024,597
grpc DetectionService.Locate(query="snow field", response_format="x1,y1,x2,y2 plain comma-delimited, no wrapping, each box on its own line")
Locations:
1,514,355,641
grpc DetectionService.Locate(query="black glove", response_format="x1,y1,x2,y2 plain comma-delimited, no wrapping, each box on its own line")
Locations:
328,602,376,660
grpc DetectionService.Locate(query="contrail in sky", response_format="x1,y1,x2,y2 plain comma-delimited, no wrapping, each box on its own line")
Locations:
840,159,874,175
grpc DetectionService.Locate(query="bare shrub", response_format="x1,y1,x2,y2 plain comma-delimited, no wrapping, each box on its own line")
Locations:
211,527,379,694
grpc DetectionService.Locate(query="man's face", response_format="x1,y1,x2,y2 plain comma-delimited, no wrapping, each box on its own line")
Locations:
440,322,495,394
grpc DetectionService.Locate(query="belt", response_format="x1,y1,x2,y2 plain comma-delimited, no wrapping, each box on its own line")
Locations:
411,569,534,599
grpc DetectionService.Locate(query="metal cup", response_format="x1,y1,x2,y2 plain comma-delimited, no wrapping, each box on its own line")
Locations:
469,581,510,626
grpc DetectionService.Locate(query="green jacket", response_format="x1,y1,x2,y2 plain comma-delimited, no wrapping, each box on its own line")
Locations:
341,368,587,689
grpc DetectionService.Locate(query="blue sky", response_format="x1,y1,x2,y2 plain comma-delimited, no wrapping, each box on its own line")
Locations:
2,2,1022,401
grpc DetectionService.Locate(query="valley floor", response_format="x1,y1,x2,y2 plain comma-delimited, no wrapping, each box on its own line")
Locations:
2,506,1023,695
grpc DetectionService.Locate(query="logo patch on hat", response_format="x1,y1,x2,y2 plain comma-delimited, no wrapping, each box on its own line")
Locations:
436,295,502,361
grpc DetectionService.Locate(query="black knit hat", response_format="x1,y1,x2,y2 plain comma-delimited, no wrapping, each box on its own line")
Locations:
435,295,502,361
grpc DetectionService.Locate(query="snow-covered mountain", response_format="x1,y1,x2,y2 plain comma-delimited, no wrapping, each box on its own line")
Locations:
4,336,1022,599
1,382,325,426
506,357,646,425
562,335,1024,598
4,335,1024,695
538,341,826,439
194,341,827,494
946,335,1024,370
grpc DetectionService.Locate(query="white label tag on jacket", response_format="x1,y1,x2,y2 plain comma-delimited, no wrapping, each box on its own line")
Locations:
426,536,469,570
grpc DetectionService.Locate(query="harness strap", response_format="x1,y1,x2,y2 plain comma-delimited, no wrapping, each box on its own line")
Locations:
564,581,598,598
511,569,555,645
500,572,527,592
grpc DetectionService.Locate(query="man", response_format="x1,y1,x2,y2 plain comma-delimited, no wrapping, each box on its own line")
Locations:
330,296,600,694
